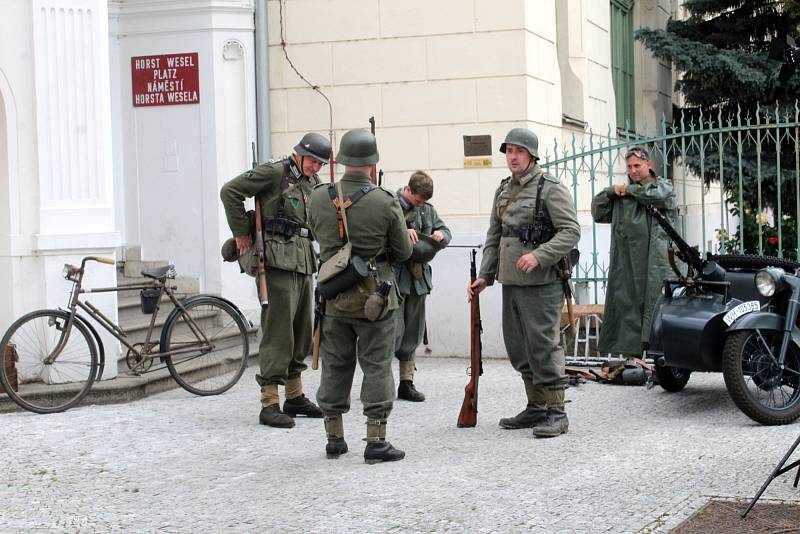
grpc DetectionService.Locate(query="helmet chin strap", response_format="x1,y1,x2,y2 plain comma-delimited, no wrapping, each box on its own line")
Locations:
513,156,535,179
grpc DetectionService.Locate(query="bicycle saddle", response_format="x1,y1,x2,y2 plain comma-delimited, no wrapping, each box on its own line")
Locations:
141,265,176,279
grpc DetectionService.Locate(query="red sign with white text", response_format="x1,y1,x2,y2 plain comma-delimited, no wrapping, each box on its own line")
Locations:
131,53,200,107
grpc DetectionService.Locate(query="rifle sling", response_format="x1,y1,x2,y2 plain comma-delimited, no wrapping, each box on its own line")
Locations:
327,183,378,240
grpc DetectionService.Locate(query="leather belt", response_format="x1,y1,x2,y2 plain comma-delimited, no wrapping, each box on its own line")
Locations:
501,226,523,238
263,217,313,239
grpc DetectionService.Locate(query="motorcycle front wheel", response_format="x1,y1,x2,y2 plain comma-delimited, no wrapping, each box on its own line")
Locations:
722,330,800,425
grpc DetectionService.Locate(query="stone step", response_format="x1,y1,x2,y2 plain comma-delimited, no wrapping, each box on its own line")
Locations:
116,293,182,323
115,276,200,295
0,342,260,413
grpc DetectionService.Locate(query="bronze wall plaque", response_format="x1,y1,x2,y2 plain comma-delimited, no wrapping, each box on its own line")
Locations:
463,135,492,157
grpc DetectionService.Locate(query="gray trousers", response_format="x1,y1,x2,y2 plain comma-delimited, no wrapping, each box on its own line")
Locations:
501,282,566,387
255,268,312,386
394,292,426,362
316,310,397,420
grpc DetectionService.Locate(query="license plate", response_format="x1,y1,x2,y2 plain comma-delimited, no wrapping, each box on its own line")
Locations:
723,300,761,326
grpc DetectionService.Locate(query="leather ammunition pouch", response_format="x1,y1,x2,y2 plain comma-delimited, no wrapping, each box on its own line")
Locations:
501,222,554,247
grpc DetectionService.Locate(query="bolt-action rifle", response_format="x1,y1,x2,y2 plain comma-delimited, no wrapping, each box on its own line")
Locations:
252,142,269,307
368,116,384,186
457,248,483,427
311,133,336,371
311,289,322,370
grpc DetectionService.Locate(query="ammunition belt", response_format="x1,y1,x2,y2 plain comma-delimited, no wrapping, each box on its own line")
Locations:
263,217,313,239
501,223,553,246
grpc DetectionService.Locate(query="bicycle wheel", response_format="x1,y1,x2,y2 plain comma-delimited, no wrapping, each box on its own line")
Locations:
0,309,98,414
162,297,249,395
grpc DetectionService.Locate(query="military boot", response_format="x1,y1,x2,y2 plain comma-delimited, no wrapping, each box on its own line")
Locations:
499,403,548,429
324,414,348,459
498,379,547,429
363,419,405,464
532,406,569,438
398,361,425,402
259,385,294,428
532,385,568,438
397,381,425,402
284,395,324,418
282,376,324,418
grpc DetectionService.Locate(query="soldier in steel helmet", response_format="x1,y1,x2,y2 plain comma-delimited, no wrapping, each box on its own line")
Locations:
468,127,581,438
308,129,413,463
392,171,451,402
220,132,330,428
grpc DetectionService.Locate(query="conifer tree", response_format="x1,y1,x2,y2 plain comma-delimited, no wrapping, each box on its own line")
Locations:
636,0,800,257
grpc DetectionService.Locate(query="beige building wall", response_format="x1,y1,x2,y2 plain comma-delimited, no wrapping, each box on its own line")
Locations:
265,0,678,357
266,0,674,218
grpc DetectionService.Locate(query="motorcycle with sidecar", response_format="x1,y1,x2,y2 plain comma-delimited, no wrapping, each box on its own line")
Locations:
646,205,800,425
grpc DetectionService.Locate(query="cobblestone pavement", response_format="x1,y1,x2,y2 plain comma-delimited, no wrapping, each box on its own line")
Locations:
4,356,800,533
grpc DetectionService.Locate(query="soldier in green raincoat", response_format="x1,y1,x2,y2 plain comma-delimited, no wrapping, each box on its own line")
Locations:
591,146,677,357
393,171,451,402
220,133,331,428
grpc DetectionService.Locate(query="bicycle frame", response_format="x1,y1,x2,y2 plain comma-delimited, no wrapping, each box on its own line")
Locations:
46,257,213,373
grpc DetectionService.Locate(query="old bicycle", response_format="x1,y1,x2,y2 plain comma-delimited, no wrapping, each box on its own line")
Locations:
0,256,251,413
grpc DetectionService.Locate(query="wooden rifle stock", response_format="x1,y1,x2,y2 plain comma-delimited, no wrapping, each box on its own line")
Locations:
254,196,269,307
457,249,483,427
250,144,268,307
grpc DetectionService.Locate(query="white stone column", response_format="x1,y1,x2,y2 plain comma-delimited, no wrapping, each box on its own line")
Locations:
30,0,120,377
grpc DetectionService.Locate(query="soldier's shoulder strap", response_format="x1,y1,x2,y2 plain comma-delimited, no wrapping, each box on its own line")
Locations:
541,171,560,184
326,183,378,209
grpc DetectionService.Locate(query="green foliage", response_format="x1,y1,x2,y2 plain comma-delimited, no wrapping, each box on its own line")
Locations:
636,0,800,257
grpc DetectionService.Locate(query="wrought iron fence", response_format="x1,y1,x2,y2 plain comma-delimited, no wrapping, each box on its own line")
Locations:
541,103,800,306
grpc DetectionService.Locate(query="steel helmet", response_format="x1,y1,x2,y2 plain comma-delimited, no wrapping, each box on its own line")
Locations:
294,132,332,164
500,128,539,159
410,234,446,263
336,129,379,166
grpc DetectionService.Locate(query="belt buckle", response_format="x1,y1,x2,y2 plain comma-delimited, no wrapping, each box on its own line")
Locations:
299,228,309,238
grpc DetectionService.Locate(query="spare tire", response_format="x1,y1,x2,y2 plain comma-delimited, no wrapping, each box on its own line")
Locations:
710,254,800,271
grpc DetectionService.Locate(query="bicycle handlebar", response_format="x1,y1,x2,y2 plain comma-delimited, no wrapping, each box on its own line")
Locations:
82,256,115,266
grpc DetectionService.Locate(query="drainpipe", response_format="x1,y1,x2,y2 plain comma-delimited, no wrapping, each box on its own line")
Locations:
255,0,270,161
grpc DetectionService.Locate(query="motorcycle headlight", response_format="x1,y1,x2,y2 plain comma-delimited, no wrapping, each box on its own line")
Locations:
755,267,786,297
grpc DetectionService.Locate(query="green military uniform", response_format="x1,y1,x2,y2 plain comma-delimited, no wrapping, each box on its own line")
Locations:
393,191,452,366
480,162,581,434
220,156,318,391
591,172,676,356
309,173,412,420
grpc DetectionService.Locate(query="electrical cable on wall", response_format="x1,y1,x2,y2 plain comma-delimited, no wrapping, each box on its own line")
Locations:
279,0,336,182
